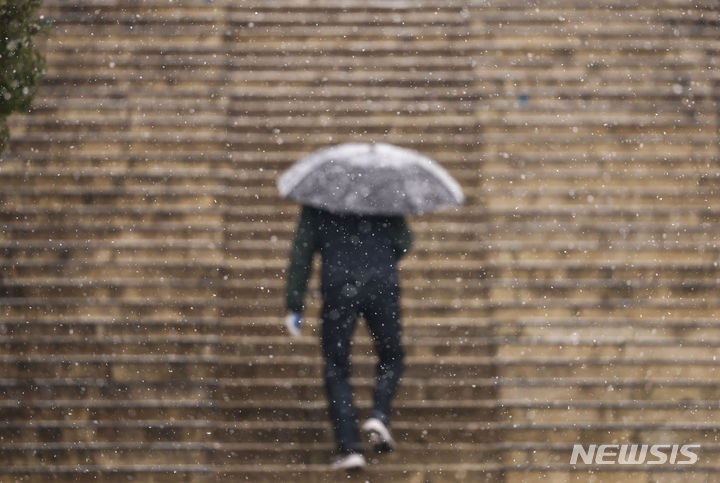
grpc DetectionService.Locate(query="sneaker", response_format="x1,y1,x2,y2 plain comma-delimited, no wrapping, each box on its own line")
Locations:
331,452,366,471
362,417,395,453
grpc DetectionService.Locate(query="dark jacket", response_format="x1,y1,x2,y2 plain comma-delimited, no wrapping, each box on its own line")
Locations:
285,205,412,313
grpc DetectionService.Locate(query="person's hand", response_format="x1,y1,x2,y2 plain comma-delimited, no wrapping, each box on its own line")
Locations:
285,312,302,338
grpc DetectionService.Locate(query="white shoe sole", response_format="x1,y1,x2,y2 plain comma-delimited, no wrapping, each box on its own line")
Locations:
362,418,395,453
331,453,366,471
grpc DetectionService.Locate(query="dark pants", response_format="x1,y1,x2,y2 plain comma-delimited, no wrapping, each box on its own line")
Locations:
320,277,404,455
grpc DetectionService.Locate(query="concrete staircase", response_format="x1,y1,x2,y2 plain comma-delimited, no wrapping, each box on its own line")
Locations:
1,0,719,481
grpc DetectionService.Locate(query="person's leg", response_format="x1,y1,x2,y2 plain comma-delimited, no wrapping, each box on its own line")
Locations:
362,280,404,426
321,287,361,455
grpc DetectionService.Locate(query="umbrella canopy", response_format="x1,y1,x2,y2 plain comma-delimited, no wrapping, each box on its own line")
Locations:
277,142,464,215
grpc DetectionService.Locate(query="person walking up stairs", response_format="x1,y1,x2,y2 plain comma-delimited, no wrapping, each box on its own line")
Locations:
284,205,412,470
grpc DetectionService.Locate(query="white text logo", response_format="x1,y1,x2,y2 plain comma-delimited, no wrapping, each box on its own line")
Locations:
570,444,700,465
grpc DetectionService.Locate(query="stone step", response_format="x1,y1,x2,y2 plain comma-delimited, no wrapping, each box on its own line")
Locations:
0,418,494,445
0,399,498,423
1,276,716,303
13,85,481,110
0,441,500,467
2,229,717,258
2,234,711,261
0,376,498,403
5,417,720,445
3,147,714,164
7,330,720,351
497,400,720,425
7,128,717,152
12,119,718,150
54,25,473,45
0,466,212,483
30,82,718,111
28,79,717,108
0,463,503,483
45,5,467,24
0,355,497,380
4,274,715,298
22,83,715,115
0,443,698,477
3,211,717,237
1,292,717,318
3,209,718,235
0,315,495,337
1,234,717,263
503,469,718,483
39,27,720,55
2,160,716,184
16,441,720,471
48,110,705,131
5,376,720,405
4,259,718,283
2,296,718,320
38,41,717,71
3,187,718,214
1,313,717,337
6,387,720,416
5,352,720,381
2,315,718,341
3,398,720,432
39,67,474,89
0,334,496,359
497,360,720,381
43,52,475,73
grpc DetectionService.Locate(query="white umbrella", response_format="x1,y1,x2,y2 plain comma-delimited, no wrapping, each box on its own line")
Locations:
277,142,464,215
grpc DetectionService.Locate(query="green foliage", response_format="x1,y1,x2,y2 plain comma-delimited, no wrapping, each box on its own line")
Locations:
0,0,48,152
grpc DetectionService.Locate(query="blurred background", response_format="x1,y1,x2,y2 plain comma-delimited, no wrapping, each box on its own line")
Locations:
1,0,719,481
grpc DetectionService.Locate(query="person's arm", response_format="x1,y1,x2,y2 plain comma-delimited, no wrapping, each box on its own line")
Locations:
285,206,319,314
390,216,412,260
